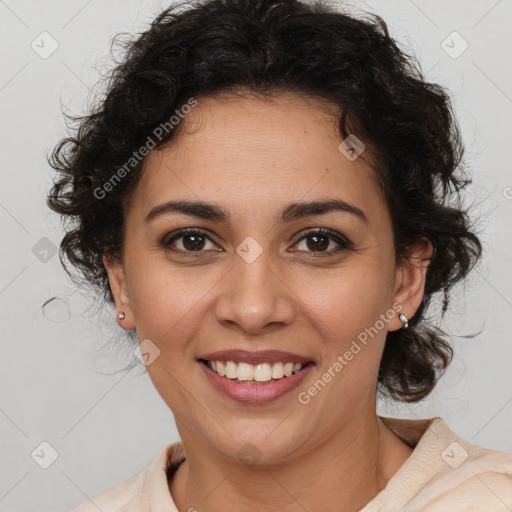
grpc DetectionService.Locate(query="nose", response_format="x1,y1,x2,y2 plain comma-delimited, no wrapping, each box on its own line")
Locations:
214,249,295,336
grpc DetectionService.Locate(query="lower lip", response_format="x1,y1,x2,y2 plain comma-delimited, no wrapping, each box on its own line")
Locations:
199,361,314,404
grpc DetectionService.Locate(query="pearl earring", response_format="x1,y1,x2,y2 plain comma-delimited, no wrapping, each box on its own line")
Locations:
117,311,125,320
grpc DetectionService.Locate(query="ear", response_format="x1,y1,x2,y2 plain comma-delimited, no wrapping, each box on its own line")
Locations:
389,237,433,331
102,254,135,329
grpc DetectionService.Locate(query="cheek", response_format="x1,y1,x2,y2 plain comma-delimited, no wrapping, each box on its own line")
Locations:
298,267,391,405
125,254,206,338
292,261,392,345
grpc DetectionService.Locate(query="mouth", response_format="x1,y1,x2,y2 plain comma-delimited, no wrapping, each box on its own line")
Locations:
199,359,314,385
197,350,315,403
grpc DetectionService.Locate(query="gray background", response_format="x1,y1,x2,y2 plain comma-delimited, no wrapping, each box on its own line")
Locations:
1,0,511,510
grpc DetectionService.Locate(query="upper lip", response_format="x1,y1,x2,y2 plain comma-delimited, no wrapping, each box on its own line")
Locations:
198,349,313,366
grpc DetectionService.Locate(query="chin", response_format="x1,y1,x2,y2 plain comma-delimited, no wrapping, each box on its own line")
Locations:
206,421,307,466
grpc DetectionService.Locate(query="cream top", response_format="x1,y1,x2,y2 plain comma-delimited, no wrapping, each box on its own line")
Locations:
72,416,512,511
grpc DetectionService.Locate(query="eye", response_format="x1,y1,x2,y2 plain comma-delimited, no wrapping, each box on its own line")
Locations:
291,228,352,256
162,228,219,253
161,227,352,257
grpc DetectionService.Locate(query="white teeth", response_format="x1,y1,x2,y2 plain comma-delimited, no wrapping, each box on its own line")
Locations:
271,362,284,379
283,362,294,376
225,361,238,379
237,362,254,381
206,360,307,383
254,363,272,382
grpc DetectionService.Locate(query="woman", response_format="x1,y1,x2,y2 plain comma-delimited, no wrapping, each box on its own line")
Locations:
47,0,512,510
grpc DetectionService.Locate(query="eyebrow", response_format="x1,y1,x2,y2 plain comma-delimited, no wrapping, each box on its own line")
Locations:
144,198,369,225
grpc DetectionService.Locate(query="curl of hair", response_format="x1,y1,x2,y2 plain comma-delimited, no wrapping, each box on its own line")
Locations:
47,0,483,401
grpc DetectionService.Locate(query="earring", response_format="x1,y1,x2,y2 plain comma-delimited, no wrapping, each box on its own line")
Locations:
399,313,408,329
117,311,125,320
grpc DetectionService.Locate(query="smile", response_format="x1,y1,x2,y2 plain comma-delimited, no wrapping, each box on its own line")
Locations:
202,359,308,384
198,357,315,403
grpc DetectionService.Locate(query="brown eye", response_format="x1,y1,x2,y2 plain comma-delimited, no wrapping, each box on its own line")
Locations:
292,228,352,256
161,227,352,257
304,233,330,252
180,233,207,251
162,229,218,252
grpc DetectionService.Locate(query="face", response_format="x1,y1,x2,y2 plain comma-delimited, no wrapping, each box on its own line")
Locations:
104,92,430,464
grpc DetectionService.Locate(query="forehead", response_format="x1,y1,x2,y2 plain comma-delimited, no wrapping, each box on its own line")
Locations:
129,92,387,228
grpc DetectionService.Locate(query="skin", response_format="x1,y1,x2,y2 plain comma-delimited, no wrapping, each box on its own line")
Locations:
104,91,433,511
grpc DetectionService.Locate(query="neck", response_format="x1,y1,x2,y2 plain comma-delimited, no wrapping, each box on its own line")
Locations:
169,410,413,512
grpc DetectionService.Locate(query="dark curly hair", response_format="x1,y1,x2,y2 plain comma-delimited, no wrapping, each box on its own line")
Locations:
47,0,483,401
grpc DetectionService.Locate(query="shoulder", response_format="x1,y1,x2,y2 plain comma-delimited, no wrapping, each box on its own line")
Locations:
366,416,512,511
70,443,180,512
70,470,146,512
404,418,512,511
412,449,512,511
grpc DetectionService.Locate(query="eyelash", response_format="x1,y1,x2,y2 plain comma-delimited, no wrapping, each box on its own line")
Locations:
161,227,353,257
